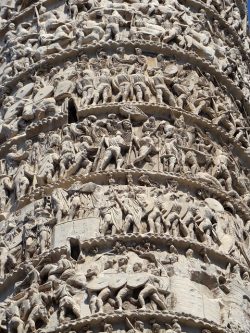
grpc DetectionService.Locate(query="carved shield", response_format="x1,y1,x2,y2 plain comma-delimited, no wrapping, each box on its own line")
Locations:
87,275,110,291
4,101,23,123
108,273,127,290
33,86,54,103
127,274,149,289
205,198,224,213
54,80,74,100
15,83,34,100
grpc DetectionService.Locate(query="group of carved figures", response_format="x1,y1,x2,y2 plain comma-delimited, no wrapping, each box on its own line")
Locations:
0,241,249,332
0,0,247,36
0,0,246,31
0,199,52,278
0,176,249,275
0,1,249,333
0,0,249,92
0,110,249,214
0,0,38,24
200,0,246,33
0,52,249,149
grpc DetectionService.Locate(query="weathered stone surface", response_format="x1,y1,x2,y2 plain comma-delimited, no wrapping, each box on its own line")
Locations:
0,1,249,333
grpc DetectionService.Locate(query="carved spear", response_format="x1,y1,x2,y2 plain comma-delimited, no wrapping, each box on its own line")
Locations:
91,135,105,172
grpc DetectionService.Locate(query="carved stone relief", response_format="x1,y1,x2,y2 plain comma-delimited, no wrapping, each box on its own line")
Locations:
0,1,249,333
0,52,249,151
0,240,249,332
0,0,249,94
0,109,249,219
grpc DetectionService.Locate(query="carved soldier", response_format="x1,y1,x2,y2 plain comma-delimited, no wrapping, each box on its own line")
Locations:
212,147,233,191
112,66,132,102
76,70,95,106
37,222,51,255
142,116,157,133
51,188,69,224
160,136,179,173
132,131,158,167
103,10,128,41
65,0,86,20
6,302,24,333
53,279,81,323
68,191,81,220
93,69,112,105
161,193,182,236
37,148,60,185
184,150,199,175
28,132,47,172
194,201,217,245
147,199,163,233
130,67,150,102
115,191,142,234
6,145,28,176
99,188,122,235
0,176,12,211
100,131,127,170
0,239,16,279
149,68,176,106
138,275,169,310
13,160,33,199
179,196,199,239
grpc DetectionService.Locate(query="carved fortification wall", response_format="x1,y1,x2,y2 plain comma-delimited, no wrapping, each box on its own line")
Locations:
0,0,250,333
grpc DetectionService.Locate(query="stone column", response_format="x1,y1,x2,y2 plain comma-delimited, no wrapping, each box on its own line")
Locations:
0,1,249,333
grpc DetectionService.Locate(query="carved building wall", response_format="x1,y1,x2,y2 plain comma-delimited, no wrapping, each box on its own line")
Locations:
0,0,249,333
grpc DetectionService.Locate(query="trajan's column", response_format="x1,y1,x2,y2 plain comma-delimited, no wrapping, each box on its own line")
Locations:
0,0,249,333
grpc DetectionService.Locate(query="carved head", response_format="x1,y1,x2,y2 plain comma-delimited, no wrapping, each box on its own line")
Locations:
86,268,97,279
104,259,115,270
148,116,155,124
122,119,132,130
9,145,17,153
104,324,113,333
135,48,142,56
87,115,97,123
39,6,47,14
172,319,181,329
185,196,194,203
29,282,39,294
117,47,124,55
133,262,142,272
118,257,128,267
170,193,177,200
101,68,110,75
127,173,133,185
152,323,161,333
147,68,155,76
170,245,177,254
8,23,15,31
38,132,46,141
135,321,144,331
186,249,193,258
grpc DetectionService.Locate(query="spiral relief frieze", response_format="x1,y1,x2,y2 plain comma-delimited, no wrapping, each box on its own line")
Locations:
0,1,249,333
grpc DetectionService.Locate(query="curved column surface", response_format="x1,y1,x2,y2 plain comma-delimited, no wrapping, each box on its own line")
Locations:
0,1,249,333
